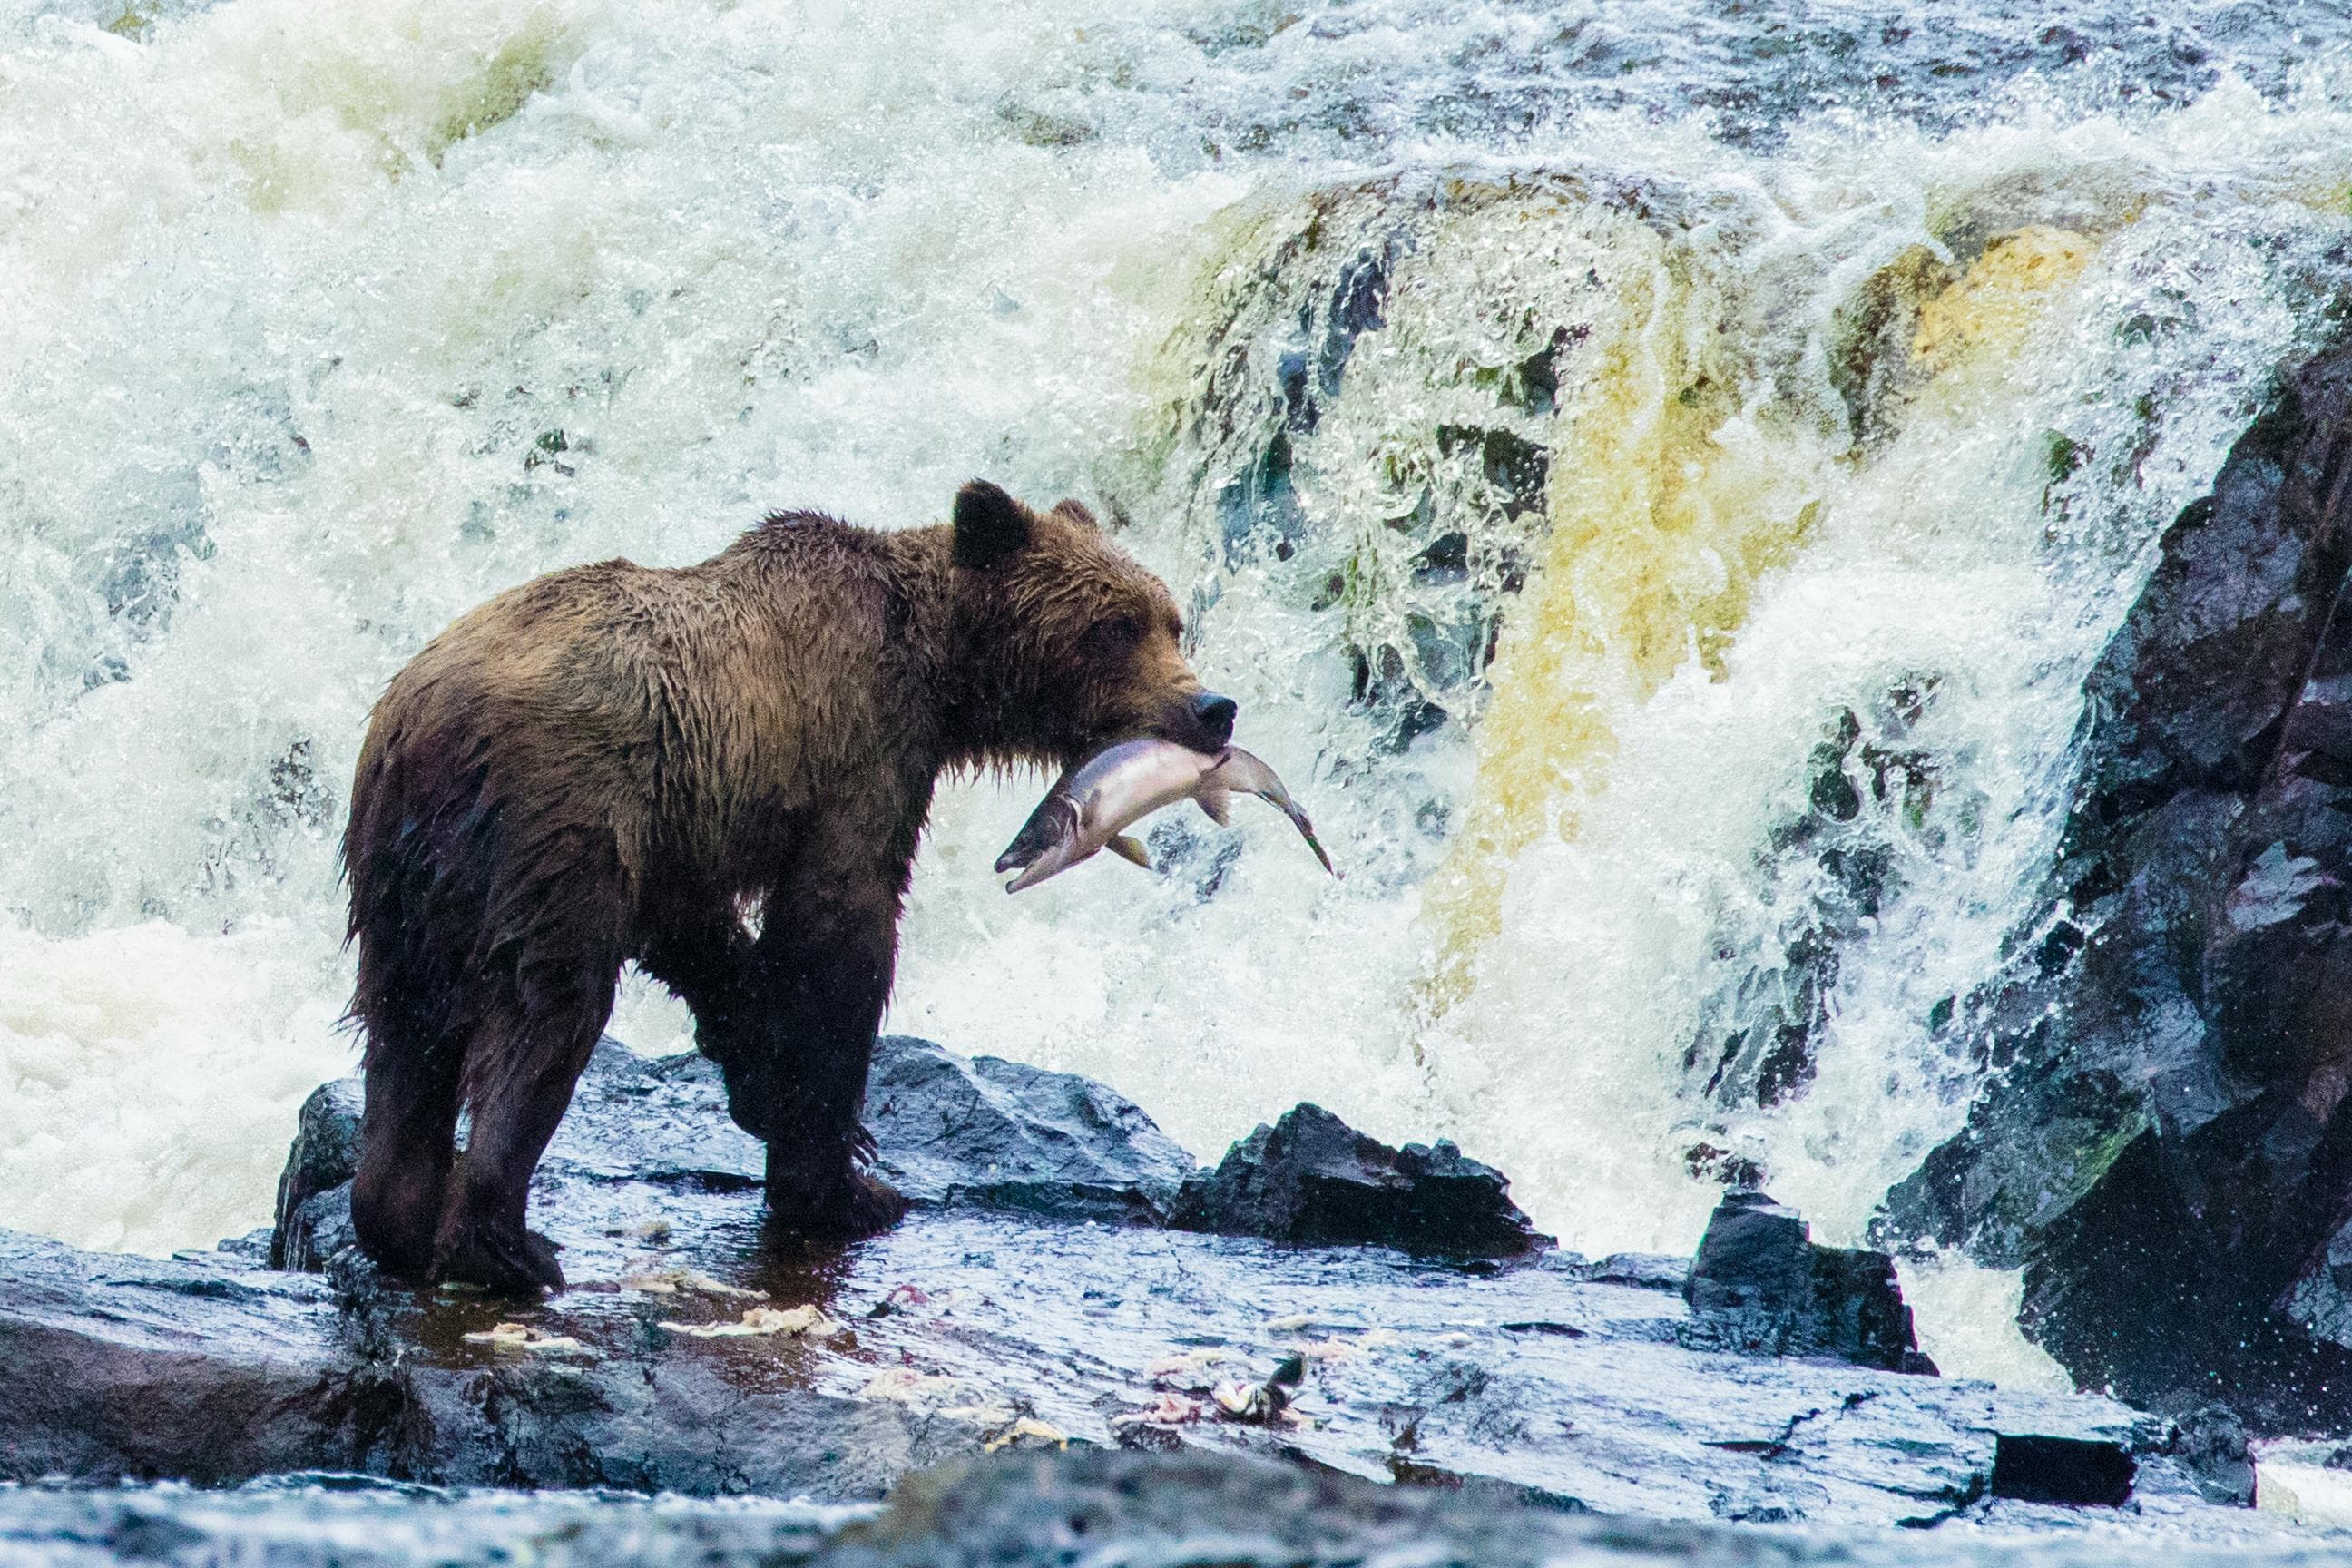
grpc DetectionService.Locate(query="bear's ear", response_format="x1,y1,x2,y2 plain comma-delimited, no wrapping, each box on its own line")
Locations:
1051,498,1101,530
953,480,1033,570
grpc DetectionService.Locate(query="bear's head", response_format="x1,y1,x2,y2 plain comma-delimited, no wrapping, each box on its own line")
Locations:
948,479,1235,766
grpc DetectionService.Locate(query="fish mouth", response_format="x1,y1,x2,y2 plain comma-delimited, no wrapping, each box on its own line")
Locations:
995,794,1080,876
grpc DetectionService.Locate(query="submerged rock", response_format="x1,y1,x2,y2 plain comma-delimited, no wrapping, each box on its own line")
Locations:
1877,331,2352,1427
1681,1191,1934,1376
1167,1103,1549,1258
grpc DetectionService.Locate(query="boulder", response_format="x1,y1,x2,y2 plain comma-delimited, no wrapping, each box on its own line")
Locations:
817,1449,1601,1568
1681,1191,1934,1375
1987,1435,2135,1508
864,1037,1196,1223
2160,1404,2259,1508
277,1185,355,1275
1167,1103,1549,1258
1877,331,2352,1427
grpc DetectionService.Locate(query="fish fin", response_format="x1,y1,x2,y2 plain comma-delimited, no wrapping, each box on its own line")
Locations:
1196,790,1231,827
1108,834,1153,871
1210,746,1285,800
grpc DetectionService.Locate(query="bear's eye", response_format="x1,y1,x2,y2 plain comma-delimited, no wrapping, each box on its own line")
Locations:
1084,614,1143,656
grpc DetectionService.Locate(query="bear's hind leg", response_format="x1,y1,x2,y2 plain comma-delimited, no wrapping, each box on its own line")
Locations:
432,984,613,1296
351,1034,463,1279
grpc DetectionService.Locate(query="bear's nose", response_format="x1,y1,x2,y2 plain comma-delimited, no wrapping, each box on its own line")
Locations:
1191,691,1238,745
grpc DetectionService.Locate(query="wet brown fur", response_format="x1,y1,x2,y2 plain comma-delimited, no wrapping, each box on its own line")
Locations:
343,482,1226,1293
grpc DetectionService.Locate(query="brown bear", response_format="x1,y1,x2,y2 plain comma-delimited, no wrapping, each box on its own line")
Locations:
342,481,1234,1294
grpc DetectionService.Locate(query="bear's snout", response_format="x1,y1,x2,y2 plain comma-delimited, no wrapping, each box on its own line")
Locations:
1191,691,1238,749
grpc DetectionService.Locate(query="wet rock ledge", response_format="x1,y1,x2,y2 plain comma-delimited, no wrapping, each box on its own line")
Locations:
0,1038,2248,1530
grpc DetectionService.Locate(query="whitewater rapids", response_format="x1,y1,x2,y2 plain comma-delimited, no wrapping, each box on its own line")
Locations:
5,0,2352,1387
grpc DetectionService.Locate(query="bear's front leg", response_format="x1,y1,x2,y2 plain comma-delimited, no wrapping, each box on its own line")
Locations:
732,858,909,1239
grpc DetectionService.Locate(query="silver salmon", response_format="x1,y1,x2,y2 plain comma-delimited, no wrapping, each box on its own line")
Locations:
995,739,1339,894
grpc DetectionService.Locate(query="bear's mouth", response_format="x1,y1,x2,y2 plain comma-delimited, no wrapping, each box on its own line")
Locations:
1155,691,1238,755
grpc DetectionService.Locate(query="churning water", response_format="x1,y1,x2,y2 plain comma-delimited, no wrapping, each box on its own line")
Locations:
5,0,2352,1386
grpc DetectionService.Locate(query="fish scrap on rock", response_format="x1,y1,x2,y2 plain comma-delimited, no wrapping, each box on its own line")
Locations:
660,1305,839,1338
461,1322,589,1355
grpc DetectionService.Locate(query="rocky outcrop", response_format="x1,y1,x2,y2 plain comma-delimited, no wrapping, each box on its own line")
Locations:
0,1038,2237,1527
1169,1103,1548,1258
270,1078,362,1269
1877,334,2352,1426
1682,1191,1934,1375
271,1038,1200,1266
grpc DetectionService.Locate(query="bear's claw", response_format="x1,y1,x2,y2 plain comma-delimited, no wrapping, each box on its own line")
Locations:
765,1170,908,1242
432,1221,566,1297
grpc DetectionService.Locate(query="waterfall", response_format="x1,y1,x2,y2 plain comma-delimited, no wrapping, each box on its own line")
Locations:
5,0,2351,1385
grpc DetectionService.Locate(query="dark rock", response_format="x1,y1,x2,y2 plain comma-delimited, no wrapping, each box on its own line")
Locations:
863,1036,1197,1224
0,1227,351,1485
1683,1191,1933,1375
818,1450,1605,1568
215,1227,274,1263
1877,330,2352,1428
1589,1253,1689,1290
0,1480,841,1566
279,1183,355,1274
269,1078,363,1269
1988,1435,2135,1507
1168,1103,1549,1258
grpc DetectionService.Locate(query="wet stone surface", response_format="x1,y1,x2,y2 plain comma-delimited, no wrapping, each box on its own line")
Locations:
0,1035,2279,1538
0,1448,2340,1568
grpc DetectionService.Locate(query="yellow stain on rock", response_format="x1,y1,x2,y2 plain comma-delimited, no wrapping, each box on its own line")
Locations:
1412,248,1827,1029
1412,223,2099,1037
1912,227,2097,377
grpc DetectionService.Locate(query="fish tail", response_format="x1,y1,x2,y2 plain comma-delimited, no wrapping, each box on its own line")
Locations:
1285,806,1339,877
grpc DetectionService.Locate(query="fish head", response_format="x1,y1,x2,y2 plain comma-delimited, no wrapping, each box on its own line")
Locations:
995,791,1078,875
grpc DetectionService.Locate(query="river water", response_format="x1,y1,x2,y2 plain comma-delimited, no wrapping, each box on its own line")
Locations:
4,0,2352,1391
